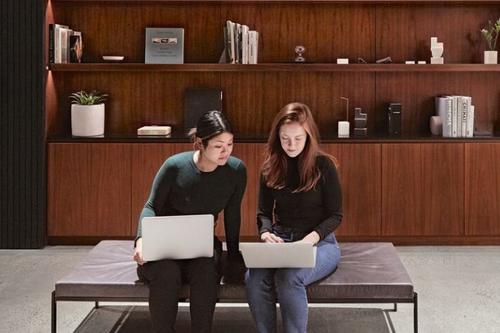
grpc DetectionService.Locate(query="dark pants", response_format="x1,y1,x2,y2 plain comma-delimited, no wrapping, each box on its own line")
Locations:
137,238,222,333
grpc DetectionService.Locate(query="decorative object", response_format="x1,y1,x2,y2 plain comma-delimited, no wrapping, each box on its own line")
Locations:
405,61,415,64
418,61,426,64
338,97,350,138
102,55,125,62
69,90,107,137
357,57,368,64
376,56,392,64
430,37,444,64
387,102,402,136
137,125,172,136
337,58,349,64
353,107,367,136
481,18,500,64
430,116,442,136
294,45,306,62
145,27,184,64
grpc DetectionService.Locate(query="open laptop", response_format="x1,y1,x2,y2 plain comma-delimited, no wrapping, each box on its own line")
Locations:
240,242,317,268
142,215,214,261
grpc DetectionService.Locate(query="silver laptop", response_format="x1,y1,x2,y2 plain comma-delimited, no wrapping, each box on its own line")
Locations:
240,242,317,268
142,215,214,261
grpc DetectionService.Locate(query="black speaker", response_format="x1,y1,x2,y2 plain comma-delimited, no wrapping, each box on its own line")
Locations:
387,103,402,136
184,88,223,133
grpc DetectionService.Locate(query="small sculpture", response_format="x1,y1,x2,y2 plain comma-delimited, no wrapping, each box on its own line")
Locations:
430,37,444,64
353,107,367,136
338,97,350,138
294,45,306,62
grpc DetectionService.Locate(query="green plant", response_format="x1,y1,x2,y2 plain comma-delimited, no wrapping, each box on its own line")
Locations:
481,18,500,51
69,90,108,105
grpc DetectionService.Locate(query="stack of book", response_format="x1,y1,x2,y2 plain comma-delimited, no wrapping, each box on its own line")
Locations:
223,20,259,64
435,95,474,138
48,23,83,64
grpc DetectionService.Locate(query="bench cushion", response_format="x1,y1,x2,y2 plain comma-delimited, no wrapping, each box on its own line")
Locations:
55,241,413,301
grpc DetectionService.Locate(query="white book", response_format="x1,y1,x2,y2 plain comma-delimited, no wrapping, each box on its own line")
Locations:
248,30,259,64
450,96,458,138
442,97,453,138
59,28,72,64
55,24,69,63
461,96,471,138
467,105,475,137
241,25,249,64
226,21,236,64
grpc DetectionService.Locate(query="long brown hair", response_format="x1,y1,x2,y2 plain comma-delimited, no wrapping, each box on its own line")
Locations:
262,102,336,192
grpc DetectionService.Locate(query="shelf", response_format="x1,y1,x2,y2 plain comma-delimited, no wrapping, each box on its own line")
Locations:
51,0,500,4
48,63,500,73
47,134,500,144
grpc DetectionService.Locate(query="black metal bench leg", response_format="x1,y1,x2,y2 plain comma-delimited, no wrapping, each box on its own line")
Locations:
414,292,418,333
51,290,56,333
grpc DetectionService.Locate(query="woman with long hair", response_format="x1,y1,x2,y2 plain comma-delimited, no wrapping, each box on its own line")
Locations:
133,110,247,333
246,102,342,333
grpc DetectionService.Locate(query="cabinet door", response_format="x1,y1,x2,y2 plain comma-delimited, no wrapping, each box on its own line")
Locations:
465,143,500,235
322,144,382,236
48,143,132,236
130,143,193,237
382,143,464,236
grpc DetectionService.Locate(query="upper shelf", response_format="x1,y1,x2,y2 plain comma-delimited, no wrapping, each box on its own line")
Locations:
51,0,500,4
48,63,500,72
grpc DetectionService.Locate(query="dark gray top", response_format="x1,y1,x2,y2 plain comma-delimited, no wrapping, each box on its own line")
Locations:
136,151,247,257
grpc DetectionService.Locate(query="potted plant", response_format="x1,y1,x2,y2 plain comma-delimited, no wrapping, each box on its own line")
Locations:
69,90,108,136
481,18,500,64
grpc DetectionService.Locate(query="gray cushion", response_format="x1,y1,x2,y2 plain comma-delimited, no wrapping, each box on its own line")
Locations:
55,241,413,301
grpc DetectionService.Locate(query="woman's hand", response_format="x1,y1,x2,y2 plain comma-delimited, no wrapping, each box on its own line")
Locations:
297,231,320,245
260,231,284,243
133,238,146,265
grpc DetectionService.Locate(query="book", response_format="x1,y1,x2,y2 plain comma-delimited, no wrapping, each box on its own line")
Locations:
145,28,184,64
49,24,69,64
248,31,259,64
69,31,83,63
137,125,172,136
184,88,223,132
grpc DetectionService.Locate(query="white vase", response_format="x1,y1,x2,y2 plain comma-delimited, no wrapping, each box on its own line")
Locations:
484,51,498,64
71,104,105,136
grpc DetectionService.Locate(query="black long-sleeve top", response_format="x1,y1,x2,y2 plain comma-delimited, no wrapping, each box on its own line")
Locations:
257,154,342,241
136,151,247,257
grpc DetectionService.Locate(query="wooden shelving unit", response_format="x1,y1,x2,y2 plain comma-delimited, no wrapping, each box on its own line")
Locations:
45,0,500,244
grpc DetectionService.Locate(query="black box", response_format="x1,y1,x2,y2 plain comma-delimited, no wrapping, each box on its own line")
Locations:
387,103,402,136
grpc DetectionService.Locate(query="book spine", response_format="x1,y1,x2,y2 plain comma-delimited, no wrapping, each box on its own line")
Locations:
48,24,55,64
467,105,475,137
443,98,453,138
451,96,458,138
461,97,470,138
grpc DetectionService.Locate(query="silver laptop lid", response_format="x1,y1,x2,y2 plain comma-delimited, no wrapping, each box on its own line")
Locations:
142,215,214,261
240,242,317,268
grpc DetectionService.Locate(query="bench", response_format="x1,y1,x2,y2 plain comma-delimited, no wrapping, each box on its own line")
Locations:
52,240,417,332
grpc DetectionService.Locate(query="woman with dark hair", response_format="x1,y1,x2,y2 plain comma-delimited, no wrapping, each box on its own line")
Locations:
245,102,342,333
133,110,247,333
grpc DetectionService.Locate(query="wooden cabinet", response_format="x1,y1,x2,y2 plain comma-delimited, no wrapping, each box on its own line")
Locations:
45,1,500,244
465,143,500,236
48,143,132,236
382,143,464,236
323,144,382,236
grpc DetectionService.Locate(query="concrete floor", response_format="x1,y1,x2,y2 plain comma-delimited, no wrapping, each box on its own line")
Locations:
1,246,500,333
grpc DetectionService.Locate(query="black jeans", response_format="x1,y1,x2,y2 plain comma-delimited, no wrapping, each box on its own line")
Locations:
137,237,222,333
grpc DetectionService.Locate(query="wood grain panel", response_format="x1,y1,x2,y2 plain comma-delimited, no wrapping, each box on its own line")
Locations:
89,144,132,235
48,143,132,236
322,144,382,236
48,143,91,236
382,143,464,236
222,72,376,136
50,72,220,136
376,5,500,63
222,4,375,63
130,143,192,236
54,3,222,63
465,143,500,235
376,72,500,135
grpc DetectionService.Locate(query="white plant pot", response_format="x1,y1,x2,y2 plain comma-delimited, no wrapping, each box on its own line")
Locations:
71,104,105,136
484,51,498,64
